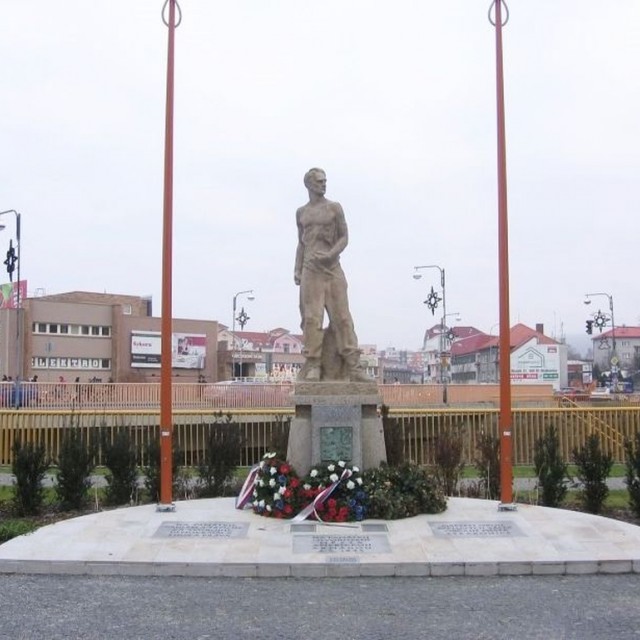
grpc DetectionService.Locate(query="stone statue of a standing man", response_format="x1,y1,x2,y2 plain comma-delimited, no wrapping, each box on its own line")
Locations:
294,168,370,382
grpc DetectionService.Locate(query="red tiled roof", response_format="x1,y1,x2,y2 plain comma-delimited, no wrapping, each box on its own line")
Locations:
451,323,559,356
509,323,559,348
594,326,640,339
451,333,493,355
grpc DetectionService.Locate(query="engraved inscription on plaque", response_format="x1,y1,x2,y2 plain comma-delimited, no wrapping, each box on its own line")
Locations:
320,426,353,462
154,521,249,539
428,521,524,538
327,556,360,564
313,404,361,425
293,534,391,554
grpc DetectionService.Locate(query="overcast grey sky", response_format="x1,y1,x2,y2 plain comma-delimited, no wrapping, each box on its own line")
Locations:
2,1,638,352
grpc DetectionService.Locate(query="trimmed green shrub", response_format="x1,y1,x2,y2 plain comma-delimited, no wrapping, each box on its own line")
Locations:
533,425,569,508
363,463,446,520
11,439,50,516
196,414,243,498
55,427,98,510
101,428,139,506
572,433,613,514
624,431,640,518
380,404,404,466
474,433,500,500
143,435,183,503
433,425,465,496
265,415,291,461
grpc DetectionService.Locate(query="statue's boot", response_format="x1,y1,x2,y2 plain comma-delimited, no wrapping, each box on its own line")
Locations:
297,359,321,381
345,352,372,383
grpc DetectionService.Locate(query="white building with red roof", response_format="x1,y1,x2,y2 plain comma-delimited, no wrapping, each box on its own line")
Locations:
450,323,568,390
591,326,640,372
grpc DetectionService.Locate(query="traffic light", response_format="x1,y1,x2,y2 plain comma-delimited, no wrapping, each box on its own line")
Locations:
585,320,593,335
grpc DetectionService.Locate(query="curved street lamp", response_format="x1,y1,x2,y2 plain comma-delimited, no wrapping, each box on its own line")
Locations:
0,209,23,407
413,265,448,402
232,289,255,379
584,292,617,388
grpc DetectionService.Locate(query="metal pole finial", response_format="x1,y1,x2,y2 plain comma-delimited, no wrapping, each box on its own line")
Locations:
488,0,509,27
162,0,183,28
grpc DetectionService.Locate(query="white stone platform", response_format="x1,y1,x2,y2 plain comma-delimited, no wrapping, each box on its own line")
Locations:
1,497,639,578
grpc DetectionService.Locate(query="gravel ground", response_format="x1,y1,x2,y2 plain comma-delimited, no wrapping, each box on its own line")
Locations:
1,574,640,640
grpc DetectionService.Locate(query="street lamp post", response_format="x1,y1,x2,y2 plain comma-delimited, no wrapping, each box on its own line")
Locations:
442,312,461,385
413,265,447,402
488,322,500,383
232,289,254,379
0,209,23,407
584,292,617,388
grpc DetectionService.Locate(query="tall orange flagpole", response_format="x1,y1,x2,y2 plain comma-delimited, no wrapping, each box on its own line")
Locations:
490,0,514,508
159,0,181,509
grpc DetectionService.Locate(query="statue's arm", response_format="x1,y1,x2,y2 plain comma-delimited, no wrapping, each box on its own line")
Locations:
294,208,304,285
329,202,349,260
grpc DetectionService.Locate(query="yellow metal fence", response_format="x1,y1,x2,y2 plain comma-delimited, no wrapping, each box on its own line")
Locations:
0,406,638,468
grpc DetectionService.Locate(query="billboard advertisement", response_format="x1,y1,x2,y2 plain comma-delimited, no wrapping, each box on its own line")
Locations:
131,330,206,369
0,280,27,309
510,345,560,384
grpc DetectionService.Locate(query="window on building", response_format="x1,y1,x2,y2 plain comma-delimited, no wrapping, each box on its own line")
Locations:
70,326,80,335
49,324,58,334
81,326,90,335
60,324,69,334
91,326,100,336
123,304,132,315
101,326,111,337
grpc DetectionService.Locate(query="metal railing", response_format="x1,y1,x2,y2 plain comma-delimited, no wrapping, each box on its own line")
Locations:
0,404,638,468
0,381,580,411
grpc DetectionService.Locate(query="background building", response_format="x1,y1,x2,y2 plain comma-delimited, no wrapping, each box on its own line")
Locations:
0,291,218,382
449,323,568,390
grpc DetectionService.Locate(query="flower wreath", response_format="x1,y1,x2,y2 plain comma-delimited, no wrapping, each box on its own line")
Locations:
249,452,301,518
299,460,367,522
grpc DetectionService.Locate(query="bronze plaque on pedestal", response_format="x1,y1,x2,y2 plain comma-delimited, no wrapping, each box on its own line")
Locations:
320,426,353,462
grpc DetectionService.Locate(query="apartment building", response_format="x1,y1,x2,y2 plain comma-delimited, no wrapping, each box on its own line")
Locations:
0,291,218,383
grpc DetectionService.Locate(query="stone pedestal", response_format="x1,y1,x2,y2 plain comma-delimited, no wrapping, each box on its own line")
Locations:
286,381,387,476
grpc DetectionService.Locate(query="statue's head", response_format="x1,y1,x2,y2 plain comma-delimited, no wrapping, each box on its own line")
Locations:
304,168,326,187
304,168,327,194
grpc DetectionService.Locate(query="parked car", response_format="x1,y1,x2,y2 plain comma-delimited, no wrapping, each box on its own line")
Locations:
554,387,578,396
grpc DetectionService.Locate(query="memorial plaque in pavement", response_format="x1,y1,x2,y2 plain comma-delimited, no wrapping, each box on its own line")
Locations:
290,523,317,533
362,523,388,533
428,521,524,538
293,534,391,554
320,426,353,462
154,521,249,539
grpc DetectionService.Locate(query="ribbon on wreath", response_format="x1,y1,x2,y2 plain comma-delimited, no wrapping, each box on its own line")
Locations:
235,464,261,510
291,468,353,523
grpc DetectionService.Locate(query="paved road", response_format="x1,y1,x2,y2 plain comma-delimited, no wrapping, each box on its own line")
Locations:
0,574,639,639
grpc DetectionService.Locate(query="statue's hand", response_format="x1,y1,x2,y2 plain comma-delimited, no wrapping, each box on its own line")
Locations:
294,273,301,286
313,250,334,266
